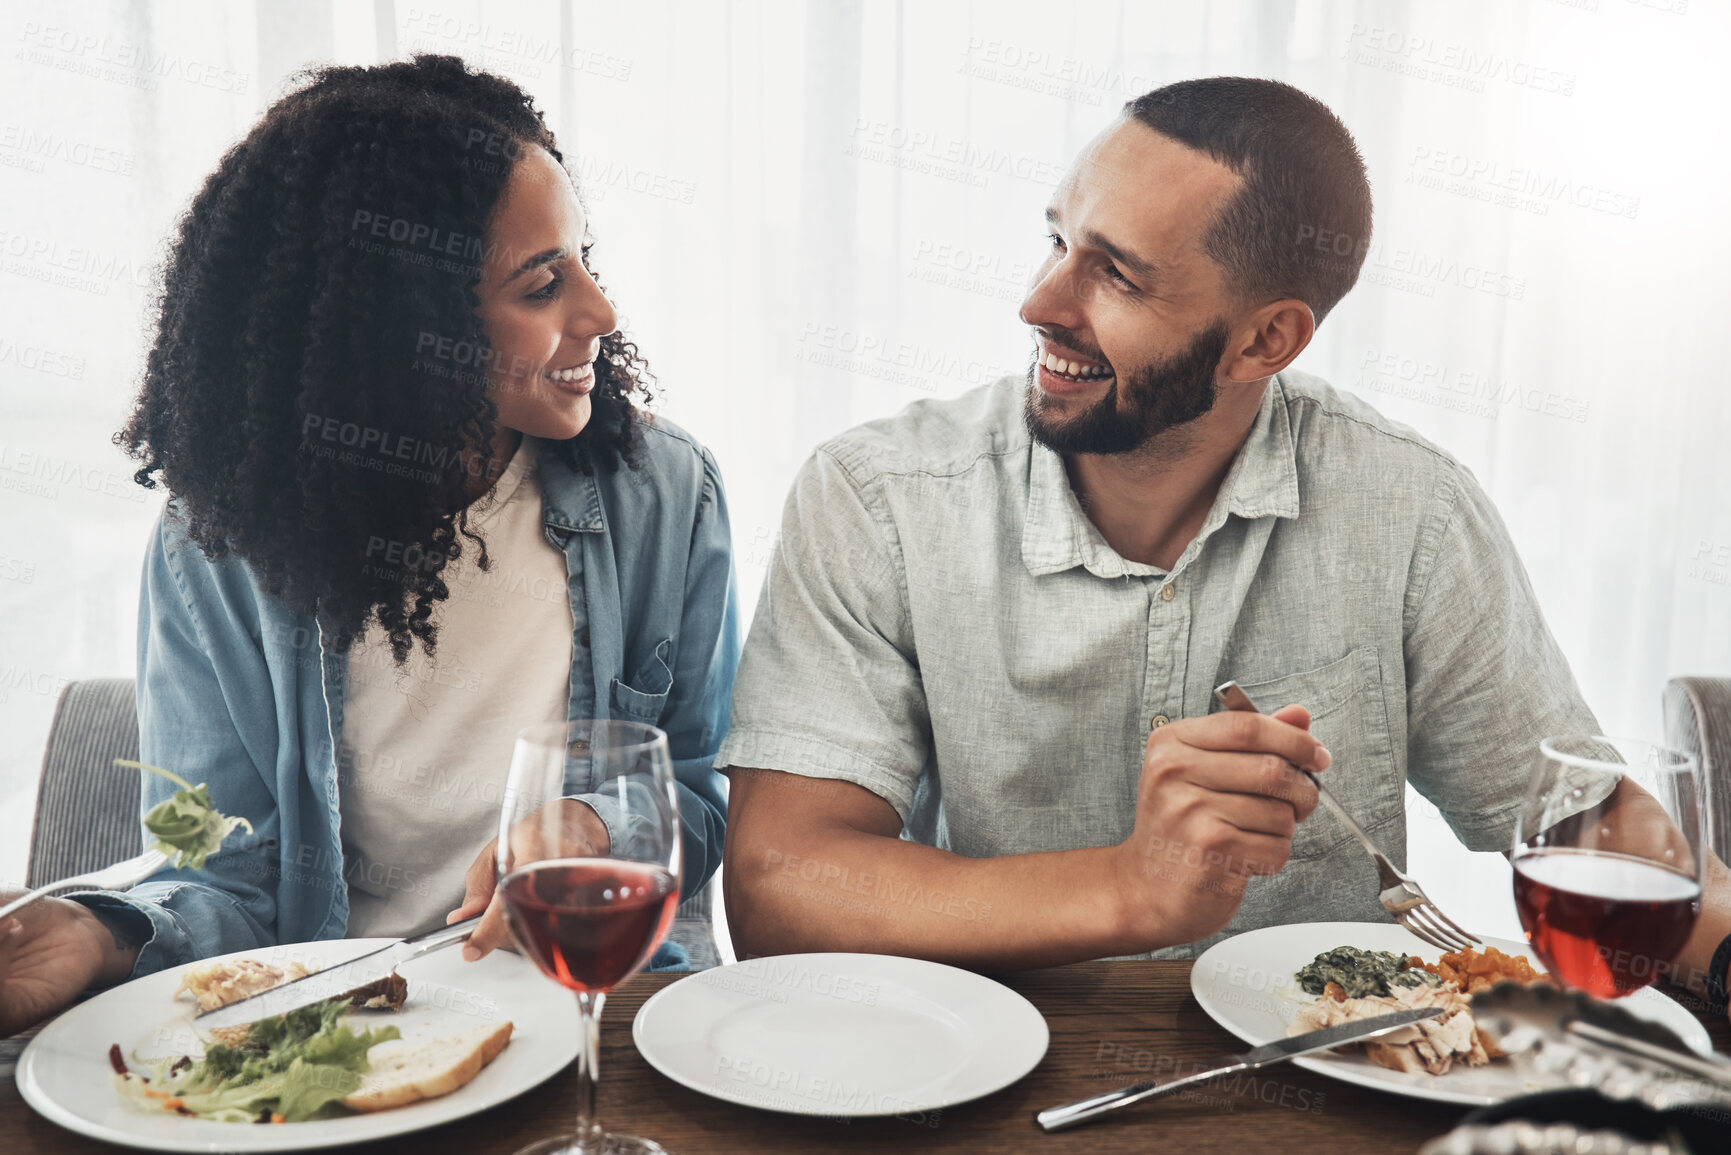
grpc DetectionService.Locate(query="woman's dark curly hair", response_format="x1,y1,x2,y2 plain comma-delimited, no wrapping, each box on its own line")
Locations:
118,54,651,662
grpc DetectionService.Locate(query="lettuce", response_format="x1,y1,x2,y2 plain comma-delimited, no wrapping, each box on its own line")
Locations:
112,997,400,1123
116,759,253,870
273,1058,366,1121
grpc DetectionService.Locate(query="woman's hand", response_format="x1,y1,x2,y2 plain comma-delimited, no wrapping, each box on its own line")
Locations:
0,895,135,1036
446,799,610,962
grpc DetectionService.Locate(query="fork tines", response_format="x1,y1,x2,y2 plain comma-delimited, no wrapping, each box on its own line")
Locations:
1398,903,1480,953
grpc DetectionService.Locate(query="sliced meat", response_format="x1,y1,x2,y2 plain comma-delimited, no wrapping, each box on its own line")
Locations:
1288,980,1485,1076
339,972,408,1012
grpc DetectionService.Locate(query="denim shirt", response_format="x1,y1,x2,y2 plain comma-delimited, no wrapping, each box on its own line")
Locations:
72,415,738,979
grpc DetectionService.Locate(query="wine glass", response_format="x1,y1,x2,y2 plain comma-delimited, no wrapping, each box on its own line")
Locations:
1512,735,1704,998
498,720,682,1155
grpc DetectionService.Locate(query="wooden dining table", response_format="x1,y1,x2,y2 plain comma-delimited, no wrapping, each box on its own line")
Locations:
5,960,1727,1154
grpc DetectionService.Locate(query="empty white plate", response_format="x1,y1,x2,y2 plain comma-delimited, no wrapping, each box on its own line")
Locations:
631,953,1048,1117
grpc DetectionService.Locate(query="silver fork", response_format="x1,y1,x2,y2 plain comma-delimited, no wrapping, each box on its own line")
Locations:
0,849,171,923
1214,680,1481,953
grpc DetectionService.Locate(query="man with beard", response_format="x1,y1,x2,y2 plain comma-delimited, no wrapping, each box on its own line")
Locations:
715,78,1730,984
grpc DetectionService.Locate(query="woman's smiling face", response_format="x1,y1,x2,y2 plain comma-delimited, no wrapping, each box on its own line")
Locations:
473,144,618,444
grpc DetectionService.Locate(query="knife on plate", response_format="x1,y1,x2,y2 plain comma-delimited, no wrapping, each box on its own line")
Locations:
1035,1007,1442,1132
193,915,482,1031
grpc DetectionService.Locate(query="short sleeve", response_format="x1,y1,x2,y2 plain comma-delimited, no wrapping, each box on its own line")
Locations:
715,448,930,823
1403,469,1600,851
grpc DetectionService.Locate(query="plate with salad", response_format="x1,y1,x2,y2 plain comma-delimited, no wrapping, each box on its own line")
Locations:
16,935,580,1151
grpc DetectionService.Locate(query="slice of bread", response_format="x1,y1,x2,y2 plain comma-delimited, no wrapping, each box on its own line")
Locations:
342,1021,514,1113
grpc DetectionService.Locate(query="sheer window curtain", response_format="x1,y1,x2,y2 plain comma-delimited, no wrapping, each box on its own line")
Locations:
2,0,1727,949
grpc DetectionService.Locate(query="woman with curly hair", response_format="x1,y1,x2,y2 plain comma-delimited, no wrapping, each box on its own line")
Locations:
0,55,735,1029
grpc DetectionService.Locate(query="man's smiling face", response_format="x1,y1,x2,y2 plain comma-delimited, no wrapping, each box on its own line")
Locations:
1020,117,1247,456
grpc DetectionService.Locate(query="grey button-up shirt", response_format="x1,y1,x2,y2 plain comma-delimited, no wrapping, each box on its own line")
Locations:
718,370,1597,957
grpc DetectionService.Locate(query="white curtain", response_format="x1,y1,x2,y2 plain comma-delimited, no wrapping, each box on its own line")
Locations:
3,0,1727,941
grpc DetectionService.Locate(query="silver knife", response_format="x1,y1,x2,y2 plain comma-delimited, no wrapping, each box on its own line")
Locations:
1035,1007,1442,1132
194,915,482,1031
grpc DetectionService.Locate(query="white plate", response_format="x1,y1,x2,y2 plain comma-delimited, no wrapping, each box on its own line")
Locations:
16,937,580,1151
1190,921,1716,1106
632,952,1048,1117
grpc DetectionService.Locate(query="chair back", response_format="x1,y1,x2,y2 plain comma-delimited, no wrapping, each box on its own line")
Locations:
1663,676,1731,865
26,678,142,888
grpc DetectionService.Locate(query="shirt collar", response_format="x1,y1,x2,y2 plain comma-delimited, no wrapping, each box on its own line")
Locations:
533,437,609,534
1021,373,1301,579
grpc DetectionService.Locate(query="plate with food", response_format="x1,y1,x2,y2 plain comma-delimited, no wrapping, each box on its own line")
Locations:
16,935,579,1151
1189,921,1714,1106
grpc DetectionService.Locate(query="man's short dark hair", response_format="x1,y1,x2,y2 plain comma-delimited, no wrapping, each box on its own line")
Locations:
1124,77,1372,325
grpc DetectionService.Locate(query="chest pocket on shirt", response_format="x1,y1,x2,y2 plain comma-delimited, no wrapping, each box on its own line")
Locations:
1225,646,1399,862
611,637,674,723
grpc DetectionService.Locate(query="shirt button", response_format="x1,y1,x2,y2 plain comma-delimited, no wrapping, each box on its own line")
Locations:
1151,714,1169,728
1159,584,1176,602
579,629,591,647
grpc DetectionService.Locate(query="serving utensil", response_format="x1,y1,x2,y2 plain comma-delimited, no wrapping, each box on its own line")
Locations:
1036,1006,1442,1131
1214,680,1482,953
1470,981,1731,1112
0,849,170,923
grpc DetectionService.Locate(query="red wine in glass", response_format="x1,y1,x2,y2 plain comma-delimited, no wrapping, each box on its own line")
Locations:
501,720,680,1154
503,858,680,994
1513,847,1701,998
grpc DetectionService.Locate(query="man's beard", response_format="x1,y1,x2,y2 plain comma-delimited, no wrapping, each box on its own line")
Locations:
1023,319,1231,456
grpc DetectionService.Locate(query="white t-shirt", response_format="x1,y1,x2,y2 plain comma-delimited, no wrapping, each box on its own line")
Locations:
337,440,575,939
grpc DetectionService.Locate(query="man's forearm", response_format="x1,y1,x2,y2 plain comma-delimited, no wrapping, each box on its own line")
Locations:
727,823,1157,971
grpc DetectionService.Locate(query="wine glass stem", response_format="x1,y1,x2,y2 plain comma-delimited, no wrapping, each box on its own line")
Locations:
573,990,606,1152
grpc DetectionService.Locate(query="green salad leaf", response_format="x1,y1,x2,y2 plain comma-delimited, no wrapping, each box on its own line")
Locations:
112,997,400,1123
273,1058,366,1121
116,759,254,870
